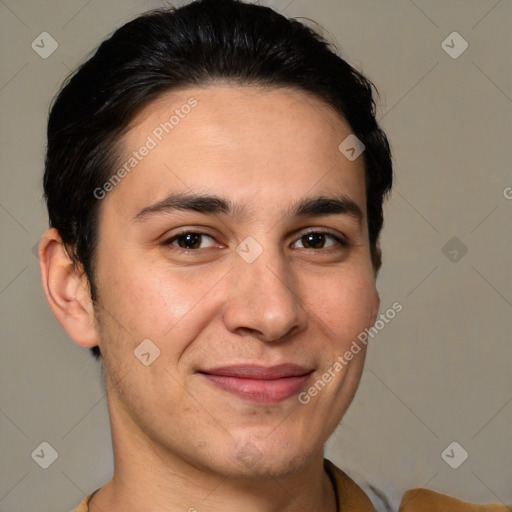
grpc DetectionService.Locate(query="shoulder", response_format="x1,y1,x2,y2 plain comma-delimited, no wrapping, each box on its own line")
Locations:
399,488,512,512
325,459,511,512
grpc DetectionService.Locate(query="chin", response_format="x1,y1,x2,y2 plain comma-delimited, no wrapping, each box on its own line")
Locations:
219,436,318,480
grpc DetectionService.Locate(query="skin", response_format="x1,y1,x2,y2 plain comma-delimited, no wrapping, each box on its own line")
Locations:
39,85,380,512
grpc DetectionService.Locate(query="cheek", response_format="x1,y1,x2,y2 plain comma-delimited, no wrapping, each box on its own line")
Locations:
95,250,221,344
307,269,377,344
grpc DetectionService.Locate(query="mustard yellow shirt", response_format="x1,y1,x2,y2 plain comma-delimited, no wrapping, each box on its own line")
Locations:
71,458,511,511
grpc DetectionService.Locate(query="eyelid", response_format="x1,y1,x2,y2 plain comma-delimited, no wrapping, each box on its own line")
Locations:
297,227,349,242
161,227,350,251
291,228,349,249
161,229,220,249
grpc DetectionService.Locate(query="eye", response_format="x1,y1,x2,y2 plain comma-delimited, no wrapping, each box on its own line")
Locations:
161,229,349,253
292,231,348,250
162,231,217,250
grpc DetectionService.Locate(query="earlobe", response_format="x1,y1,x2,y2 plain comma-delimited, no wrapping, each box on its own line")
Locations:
38,228,99,349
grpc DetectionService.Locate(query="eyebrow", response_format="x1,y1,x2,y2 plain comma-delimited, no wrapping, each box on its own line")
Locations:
132,191,363,223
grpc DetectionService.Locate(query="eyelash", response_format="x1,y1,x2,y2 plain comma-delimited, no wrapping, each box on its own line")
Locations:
161,229,349,253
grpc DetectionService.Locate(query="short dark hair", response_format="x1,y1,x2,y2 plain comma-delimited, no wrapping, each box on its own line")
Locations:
43,0,393,360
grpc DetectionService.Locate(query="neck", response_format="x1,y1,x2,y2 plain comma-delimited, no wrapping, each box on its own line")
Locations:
89,397,337,512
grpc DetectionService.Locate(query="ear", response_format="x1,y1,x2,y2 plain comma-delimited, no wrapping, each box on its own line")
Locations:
369,286,380,327
38,228,99,349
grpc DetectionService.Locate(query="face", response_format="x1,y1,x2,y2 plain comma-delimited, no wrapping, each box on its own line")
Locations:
91,85,379,479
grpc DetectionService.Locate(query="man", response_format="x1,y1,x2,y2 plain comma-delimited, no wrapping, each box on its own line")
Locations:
37,1,510,510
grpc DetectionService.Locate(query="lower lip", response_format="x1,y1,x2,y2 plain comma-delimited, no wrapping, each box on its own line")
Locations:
201,373,312,404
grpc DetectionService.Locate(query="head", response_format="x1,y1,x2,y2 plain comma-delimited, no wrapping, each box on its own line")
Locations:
40,0,392,481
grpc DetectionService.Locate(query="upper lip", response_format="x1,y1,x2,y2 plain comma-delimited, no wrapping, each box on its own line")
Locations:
199,363,313,380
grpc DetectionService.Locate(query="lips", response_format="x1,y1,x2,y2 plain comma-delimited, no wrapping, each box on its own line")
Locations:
199,364,314,404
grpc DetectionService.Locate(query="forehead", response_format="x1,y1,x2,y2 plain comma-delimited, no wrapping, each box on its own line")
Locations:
107,85,366,220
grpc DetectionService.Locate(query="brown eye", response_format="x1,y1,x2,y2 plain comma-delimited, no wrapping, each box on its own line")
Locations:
292,231,348,250
162,232,216,250
301,232,327,249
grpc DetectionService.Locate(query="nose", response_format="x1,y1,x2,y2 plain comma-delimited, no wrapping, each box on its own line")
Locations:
222,245,308,343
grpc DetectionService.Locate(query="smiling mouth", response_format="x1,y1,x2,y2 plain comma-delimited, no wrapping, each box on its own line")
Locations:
198,364,314,404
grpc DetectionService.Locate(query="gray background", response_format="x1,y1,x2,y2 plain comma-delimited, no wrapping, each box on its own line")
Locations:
0,0,511,511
